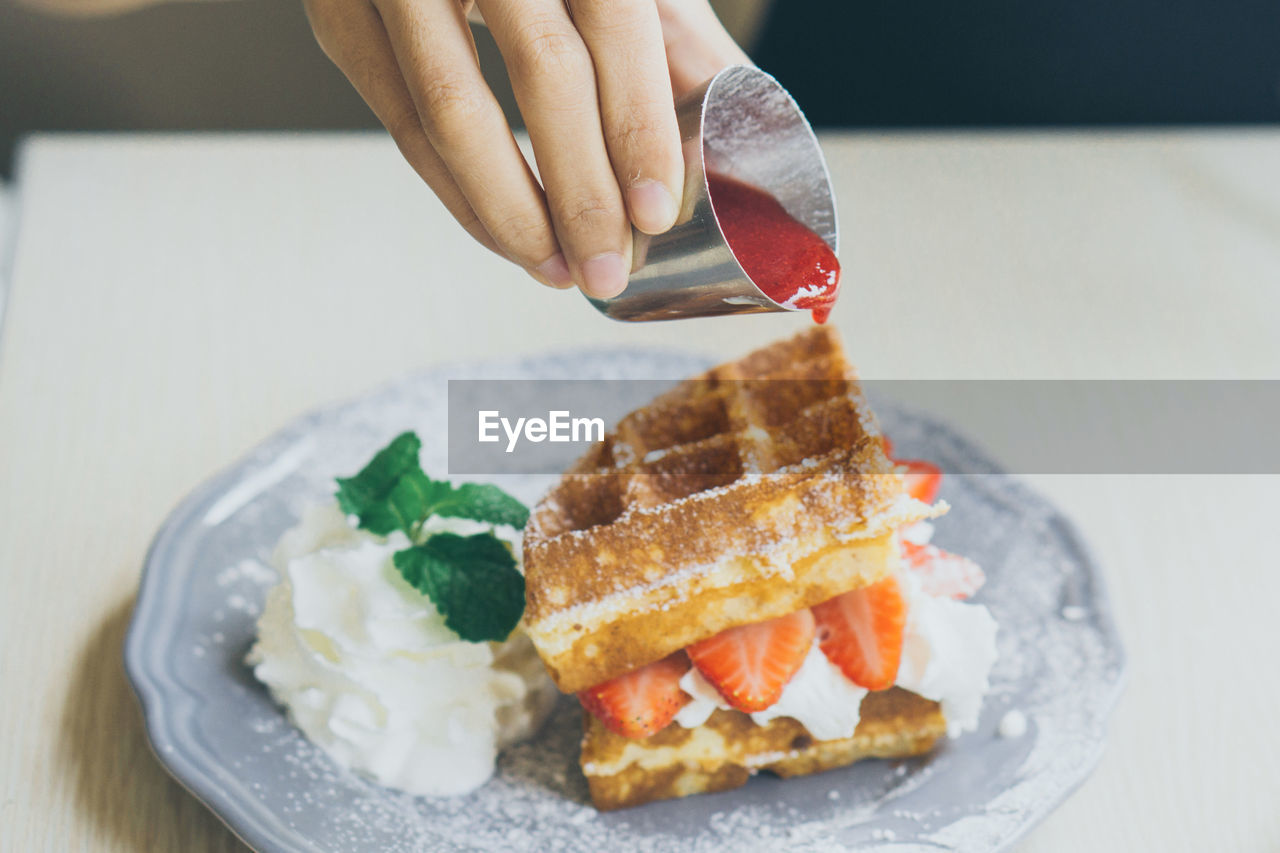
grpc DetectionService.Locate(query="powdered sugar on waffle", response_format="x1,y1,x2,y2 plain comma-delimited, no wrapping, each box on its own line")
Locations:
525,492,937,650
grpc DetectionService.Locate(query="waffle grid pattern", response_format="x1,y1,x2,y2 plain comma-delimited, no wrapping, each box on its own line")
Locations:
530,327,882,541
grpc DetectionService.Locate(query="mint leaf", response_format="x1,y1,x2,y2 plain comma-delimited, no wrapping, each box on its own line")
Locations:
335,432,425,535
336,432,529,535
426,482,530,529
393,533,525,642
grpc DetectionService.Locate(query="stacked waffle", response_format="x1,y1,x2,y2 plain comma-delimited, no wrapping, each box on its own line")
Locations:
522,328,996,810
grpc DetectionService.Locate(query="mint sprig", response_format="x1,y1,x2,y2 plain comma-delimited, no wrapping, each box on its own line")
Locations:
336,431,529,642
336,432,530,536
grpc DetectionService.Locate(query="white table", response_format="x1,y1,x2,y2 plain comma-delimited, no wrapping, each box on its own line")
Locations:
1,131,1277,852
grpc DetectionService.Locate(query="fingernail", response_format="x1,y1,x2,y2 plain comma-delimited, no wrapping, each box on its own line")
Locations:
535,253,574,288
580,252,628,299
627,180,679,235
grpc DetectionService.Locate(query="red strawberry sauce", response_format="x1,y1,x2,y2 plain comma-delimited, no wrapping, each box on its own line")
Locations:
707,173,840,323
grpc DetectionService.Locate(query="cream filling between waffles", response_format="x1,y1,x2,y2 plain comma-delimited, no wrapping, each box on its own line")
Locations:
585,529,998,777
671,555,998,743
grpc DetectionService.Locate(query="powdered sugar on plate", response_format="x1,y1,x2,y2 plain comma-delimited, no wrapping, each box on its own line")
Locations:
125,347,1125,853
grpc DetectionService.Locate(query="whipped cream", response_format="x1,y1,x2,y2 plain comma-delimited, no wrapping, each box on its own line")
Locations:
674,531,997,741
895,567,998,736
246,504,557,796
675,644,868,741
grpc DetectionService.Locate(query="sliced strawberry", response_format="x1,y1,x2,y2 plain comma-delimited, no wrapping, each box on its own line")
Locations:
898,458,942,503
812,576,907,691
686,609,815,712
577,652,691,739
901,540,985,599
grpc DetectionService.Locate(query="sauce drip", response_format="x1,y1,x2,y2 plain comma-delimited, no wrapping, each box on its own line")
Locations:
707,173,840,323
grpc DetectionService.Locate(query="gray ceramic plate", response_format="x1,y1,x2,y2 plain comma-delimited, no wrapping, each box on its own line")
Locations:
125,348,1125,853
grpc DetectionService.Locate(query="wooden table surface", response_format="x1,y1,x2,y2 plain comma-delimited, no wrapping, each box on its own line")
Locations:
1,131,1277,852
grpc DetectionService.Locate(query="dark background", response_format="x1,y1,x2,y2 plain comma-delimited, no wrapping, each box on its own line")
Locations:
753,0,1280,127
3,0,1278,178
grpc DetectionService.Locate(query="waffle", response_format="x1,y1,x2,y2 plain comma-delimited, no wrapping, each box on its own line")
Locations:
581,687,945,810
522,328,938,693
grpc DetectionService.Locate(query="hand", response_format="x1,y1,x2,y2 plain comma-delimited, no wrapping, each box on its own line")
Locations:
303,0,750,298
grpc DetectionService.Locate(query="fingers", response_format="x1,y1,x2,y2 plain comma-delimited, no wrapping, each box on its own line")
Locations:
303,0,502,259
307,0,747,298
479,0,633,298
656,0,751,95
371,0,574,287
568,0,683,236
